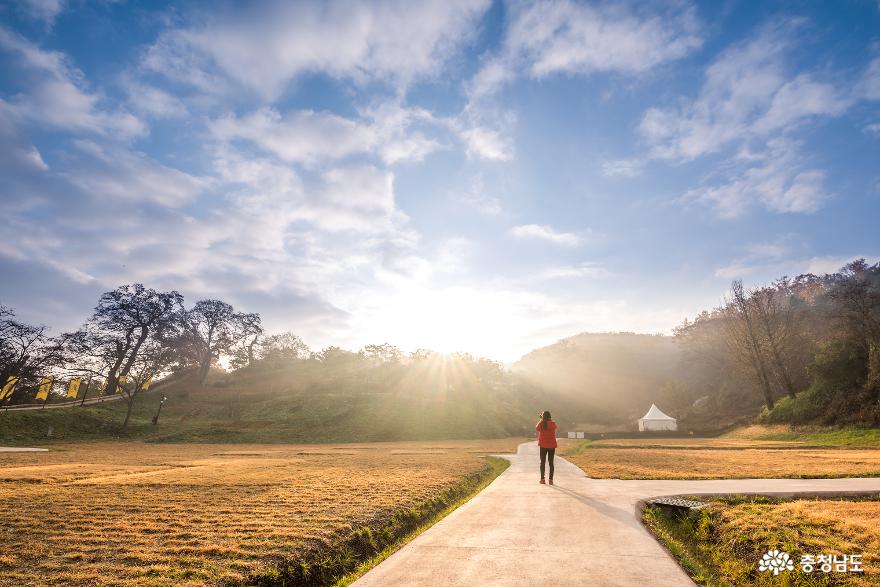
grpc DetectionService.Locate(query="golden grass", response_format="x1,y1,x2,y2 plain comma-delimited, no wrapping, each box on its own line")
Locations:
559,438,880,479
647,497,880,586
559,436,803,449
0,438,519,586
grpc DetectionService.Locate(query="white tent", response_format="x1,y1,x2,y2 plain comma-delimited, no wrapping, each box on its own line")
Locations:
638,403,677,432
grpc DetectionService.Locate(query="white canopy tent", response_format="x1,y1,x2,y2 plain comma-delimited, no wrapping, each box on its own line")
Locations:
638,403,677,432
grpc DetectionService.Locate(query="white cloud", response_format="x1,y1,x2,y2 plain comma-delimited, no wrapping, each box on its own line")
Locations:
864,122,880,136
470,0,703,98
510,224,582,246
211,103,443,166
683,139,828,218
753,74,849,134
19,0,65,25
716,253,878,281
715,236,797,278
213,108,373,164
861,56,880,100
0,27,144,137
123,79,188,119
638,23,856,164
640,26,791,160
67,140,211,207
459,125,513,161
805,255,878,275
145,0,491,100
539,263,609,279
639,23,880,218
214,145,411,237
457,175,502,215
601,158,643,178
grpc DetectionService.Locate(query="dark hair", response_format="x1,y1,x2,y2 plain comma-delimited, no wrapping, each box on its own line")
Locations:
541,410,551,429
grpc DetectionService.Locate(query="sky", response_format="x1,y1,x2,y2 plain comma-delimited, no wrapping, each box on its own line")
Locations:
0,0,879,362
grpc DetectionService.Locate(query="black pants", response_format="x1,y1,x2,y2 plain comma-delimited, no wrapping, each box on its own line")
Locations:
540,447,555,479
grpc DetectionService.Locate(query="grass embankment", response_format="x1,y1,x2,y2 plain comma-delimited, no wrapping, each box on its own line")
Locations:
1,366,542,445
559,425,880,479
643,496,879,586
742,425,880,448
0,439,515,586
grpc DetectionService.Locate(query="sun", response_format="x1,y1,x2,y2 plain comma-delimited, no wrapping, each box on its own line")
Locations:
355,284,523,360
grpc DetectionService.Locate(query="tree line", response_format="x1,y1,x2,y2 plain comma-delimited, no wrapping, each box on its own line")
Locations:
675,259,880,425
1,285,513,433
0,285,262,429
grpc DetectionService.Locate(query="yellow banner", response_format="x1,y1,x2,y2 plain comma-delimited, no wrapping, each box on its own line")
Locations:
0,376,18,401
67,378,81,398
142,375,153,391
116,375,127,394
36,377,53,401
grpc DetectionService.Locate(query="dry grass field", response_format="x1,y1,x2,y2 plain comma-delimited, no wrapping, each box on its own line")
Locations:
558,427,880,479
645,497,880,586
0,438,519,586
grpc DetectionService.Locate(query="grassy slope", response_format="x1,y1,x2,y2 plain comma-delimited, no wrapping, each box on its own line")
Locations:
644,496,879,586
0,365,545,445
726,424,880,447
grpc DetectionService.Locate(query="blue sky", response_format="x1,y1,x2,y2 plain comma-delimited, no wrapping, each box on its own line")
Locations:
1,0,878,361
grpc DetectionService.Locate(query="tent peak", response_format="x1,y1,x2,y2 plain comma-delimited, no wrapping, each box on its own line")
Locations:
640,403,675,420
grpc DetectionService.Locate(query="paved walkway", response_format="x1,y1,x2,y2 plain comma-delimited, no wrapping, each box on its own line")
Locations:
355,441,880,586
0,447,48,452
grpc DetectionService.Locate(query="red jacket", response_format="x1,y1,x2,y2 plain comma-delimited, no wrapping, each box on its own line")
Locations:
536,420,558,448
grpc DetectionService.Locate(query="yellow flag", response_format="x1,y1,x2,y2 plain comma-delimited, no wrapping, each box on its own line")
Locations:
142,375,153,391
0,376,18,401
67,378,81,398
36,377,53,401
116,375,127,394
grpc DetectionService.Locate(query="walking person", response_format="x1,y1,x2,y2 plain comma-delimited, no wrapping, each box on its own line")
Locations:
536,410,557,485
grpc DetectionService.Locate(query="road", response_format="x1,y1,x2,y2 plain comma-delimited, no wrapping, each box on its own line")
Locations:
1,382,167,411
354,441,880,586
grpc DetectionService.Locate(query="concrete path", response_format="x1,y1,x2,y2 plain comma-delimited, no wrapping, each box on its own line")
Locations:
354,441,880,587
0,447,48,452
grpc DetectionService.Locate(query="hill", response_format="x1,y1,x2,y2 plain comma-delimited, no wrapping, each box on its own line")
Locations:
2,332,762,446
513,332,683,426
1,355,560,444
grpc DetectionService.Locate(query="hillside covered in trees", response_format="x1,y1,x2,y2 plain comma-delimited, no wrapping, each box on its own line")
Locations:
504,260,880,430
2,259,878,443
677,260,880,427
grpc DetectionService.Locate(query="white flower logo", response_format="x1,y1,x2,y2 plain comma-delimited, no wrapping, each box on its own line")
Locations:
759,549,794,575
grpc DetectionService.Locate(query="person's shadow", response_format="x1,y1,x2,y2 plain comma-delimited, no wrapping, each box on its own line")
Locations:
548,484,639,526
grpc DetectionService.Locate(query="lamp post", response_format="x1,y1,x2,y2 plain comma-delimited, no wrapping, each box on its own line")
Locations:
152,396,167,425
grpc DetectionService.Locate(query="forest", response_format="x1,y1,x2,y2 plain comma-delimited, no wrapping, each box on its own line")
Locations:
501,260,880,429
1,260,878,437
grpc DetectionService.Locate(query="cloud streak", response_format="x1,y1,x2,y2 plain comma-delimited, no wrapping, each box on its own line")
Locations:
510,224,583,247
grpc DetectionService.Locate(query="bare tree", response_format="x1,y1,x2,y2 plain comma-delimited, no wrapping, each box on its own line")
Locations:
178,300,261,385
827,260,880,351
80,285,183,397
120,338,177,431
722,280,776,409
234,313,264,368
0,307,67,405
751,283,798,399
